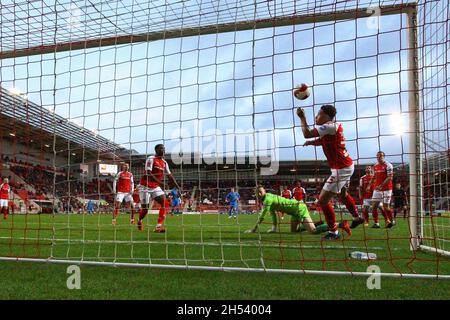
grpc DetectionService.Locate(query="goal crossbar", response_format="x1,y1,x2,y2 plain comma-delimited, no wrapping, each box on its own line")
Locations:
0,4,417,60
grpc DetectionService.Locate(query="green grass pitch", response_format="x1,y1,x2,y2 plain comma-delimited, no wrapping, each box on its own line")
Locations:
0,212,448,299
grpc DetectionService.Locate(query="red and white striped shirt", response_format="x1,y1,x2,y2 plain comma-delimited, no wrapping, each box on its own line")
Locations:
140,156,171,189
373,161,394,191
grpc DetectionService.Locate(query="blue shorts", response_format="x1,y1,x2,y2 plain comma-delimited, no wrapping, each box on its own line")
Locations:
229,203,238,209
172,199,180,207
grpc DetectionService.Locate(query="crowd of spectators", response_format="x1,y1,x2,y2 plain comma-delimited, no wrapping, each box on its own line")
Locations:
1,154,417,215
2,155,115,212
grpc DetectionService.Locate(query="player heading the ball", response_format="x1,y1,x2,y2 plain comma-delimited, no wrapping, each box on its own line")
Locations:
297,105,364,240
137,144,181,233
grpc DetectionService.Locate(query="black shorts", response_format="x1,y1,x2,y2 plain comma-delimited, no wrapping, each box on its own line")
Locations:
394,202,406,209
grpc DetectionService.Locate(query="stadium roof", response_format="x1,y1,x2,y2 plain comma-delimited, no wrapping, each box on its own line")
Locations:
0,86,128,160
0,1,417,59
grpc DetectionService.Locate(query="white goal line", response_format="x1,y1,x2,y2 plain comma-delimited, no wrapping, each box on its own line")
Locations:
0,256,448,280
0,235,392,251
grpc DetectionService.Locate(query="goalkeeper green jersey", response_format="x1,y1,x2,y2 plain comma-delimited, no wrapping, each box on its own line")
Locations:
258,193,310,222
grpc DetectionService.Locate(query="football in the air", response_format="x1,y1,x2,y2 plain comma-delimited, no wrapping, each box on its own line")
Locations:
293,83,311,100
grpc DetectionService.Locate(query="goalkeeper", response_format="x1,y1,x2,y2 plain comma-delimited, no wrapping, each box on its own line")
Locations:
247,185,351,237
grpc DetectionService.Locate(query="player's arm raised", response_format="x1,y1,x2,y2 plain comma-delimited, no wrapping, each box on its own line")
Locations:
296,107,320,139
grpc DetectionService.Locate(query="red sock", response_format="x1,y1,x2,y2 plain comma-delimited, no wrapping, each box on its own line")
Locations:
363,207,369,223
136,208,142,220
380,207,387,221
131,207,135,219
139,208,148,220
342,194,358,218
380,207,392,222
372,207,379,223
113,207,119,219
157,200,169,225
384,208,393,222
2,207,7,219
320,202,337,232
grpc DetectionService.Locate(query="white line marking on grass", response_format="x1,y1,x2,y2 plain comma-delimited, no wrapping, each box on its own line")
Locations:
0,236,393,250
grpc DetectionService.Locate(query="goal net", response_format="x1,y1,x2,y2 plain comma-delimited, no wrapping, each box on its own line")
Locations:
418,0,450,258
0,0,448,279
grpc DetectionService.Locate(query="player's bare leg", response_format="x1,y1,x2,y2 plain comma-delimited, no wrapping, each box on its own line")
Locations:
340,188,364,229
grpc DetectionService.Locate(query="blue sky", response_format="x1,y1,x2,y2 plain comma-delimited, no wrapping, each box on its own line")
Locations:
0,11,412,165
